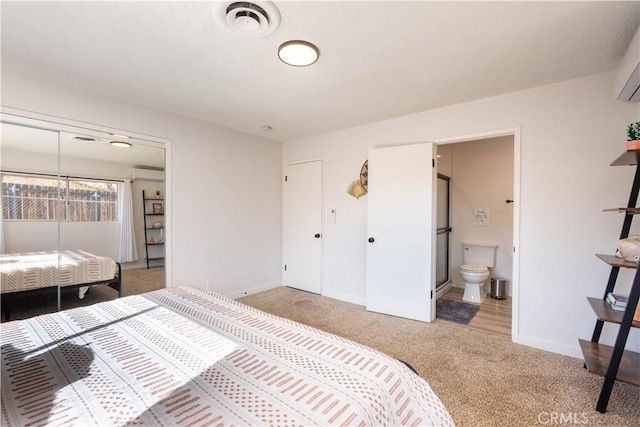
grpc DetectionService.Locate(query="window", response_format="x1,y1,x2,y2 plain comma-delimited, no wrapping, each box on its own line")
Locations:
66,180,118,222
1,174,118,221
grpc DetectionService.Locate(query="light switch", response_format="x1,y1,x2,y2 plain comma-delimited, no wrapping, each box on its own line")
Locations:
329,209,336,224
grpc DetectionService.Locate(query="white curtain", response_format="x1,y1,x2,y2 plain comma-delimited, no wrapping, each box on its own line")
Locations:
117,180,138,263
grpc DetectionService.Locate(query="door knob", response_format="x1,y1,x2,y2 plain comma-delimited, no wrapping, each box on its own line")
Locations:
314,233,321,238
368,237,375,243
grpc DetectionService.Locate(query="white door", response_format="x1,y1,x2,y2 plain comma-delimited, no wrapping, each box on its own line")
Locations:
283,160,323,294
366,143,437,322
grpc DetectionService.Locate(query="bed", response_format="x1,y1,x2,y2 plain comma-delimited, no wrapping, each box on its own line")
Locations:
0,250,122,320
0,286,454,426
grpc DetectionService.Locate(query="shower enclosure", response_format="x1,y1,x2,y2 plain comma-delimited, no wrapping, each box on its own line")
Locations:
436,173,452,297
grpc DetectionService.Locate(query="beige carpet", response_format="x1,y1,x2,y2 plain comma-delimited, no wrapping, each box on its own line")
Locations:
238,286,640,427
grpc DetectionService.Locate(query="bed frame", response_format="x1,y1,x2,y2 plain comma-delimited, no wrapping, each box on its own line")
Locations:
0,262,121,322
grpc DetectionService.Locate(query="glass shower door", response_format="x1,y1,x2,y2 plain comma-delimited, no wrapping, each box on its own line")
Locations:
436,174,451,288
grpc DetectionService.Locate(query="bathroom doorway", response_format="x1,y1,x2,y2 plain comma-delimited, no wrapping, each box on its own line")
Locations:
434,129,518,338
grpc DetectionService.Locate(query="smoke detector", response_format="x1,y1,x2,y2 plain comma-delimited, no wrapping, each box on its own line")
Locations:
214,1,280,38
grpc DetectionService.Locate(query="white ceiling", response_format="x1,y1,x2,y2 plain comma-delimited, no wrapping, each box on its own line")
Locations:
1,122,165,169
2,1,639,142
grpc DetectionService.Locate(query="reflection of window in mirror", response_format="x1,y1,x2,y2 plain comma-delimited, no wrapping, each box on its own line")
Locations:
1,117,166,322
1,174,118,221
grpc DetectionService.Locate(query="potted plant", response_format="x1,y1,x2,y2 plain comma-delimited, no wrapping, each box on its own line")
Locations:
627,121,640,151
155,190,161,199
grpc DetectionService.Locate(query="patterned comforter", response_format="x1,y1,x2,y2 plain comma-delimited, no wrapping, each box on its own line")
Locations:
0,286,454,426
0,250,117,293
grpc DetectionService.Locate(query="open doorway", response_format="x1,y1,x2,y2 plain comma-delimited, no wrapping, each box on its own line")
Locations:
434,129,519,339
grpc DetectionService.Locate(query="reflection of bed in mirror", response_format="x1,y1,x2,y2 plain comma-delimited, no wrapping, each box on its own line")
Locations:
1,114,168,314
0,249,121,321
0,286,454,426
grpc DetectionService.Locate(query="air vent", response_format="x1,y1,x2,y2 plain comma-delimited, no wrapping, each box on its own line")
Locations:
74,136,97,143
132,168,164,182
615,24,640,103
213,1,280,38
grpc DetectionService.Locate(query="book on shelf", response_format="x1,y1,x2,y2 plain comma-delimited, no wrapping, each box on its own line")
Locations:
607,300,627,312
606,292,628,307
605,295,639,322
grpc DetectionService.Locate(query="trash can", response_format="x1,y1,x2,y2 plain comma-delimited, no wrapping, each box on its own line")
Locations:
490,278,508,300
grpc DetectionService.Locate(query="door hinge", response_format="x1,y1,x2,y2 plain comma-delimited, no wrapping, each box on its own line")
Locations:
431,290,433,299
285,175,288,182
284,265,287,271
432,158,435,168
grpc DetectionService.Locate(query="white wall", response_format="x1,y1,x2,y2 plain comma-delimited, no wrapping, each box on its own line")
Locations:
438,136,514,294
1,70,283,297
283,71,640,357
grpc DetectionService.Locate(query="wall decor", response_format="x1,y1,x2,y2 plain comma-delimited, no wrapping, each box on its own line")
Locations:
346,159,369,200
347,180,366,200
152,203,163,214
359,160,368,192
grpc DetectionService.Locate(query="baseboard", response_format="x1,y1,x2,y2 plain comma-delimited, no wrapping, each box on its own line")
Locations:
513,335,583,359
321,289,365,306
452,282,513,298
225,282,282,299
120,261,149,271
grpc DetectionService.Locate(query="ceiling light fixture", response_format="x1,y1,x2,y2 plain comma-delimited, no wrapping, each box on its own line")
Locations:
278,40,319,67
110,141,132,148
109,133,131,139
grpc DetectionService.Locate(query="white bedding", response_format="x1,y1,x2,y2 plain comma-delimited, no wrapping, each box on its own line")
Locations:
1,286,454,426
0,249,117,293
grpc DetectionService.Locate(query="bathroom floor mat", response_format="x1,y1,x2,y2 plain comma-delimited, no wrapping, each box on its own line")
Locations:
436,298,480,324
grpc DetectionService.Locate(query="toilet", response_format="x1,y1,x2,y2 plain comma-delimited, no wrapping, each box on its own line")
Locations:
460,243,497,304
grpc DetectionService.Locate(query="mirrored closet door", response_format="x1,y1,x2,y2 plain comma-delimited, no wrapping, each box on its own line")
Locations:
1,114,166,321
1,122,63,319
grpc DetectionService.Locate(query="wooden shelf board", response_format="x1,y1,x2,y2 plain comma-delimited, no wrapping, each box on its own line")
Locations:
596,253,639,269
146,243,164,246
611,150,640,166
587,297,640,328
579,339,640,386
147,257,165,261
144,198,164,201
602,207,640,214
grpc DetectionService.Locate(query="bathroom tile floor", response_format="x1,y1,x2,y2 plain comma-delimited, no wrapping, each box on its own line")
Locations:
439,287,512,337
